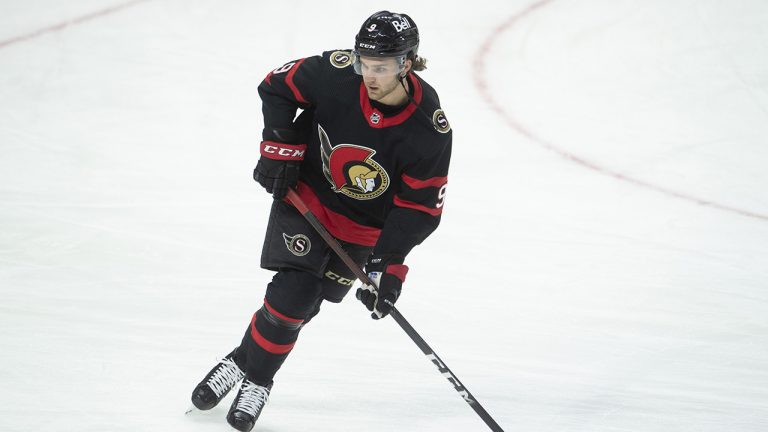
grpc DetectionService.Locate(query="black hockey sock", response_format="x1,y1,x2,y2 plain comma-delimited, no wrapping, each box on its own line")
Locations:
238,300,304,385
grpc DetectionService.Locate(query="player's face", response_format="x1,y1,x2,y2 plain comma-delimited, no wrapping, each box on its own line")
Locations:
358,56,403,102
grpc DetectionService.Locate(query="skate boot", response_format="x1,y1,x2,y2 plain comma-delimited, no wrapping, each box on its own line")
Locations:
191,349,245,410
226,379,272,432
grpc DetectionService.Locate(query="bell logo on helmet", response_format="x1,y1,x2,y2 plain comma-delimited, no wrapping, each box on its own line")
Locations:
391,17,412,32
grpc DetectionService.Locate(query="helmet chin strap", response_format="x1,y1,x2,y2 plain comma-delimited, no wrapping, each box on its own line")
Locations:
398,73,409,98
399,73,441,133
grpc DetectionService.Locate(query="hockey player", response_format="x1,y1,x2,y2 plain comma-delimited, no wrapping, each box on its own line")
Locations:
190,10,452,431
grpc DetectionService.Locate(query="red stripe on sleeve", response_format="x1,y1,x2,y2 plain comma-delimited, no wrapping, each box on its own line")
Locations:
286,58,308,104
393,196,444,216
402,173,448,190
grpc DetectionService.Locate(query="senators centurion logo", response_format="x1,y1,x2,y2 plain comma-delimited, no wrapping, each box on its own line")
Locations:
319,125,389,200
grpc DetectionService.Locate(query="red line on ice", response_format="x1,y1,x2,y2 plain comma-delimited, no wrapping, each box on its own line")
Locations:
473,0,768,222
0,0,151,50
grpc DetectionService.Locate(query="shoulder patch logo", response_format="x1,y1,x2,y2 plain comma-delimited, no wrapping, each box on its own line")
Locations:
283,233,311,256
330,51,353,69
318,124,390,200
432,109,451,134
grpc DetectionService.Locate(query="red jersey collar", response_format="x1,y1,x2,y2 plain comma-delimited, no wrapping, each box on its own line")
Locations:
359,74,423,128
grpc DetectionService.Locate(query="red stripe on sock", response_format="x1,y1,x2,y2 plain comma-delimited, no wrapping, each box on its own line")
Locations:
263,299,304,324
249,313,296,355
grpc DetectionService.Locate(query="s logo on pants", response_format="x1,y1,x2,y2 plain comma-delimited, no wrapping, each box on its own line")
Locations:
283,233,311,256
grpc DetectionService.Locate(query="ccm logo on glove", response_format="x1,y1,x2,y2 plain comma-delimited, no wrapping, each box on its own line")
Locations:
260,141,307,161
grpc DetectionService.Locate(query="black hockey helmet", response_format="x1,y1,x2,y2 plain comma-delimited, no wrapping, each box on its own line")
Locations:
354,11,419,59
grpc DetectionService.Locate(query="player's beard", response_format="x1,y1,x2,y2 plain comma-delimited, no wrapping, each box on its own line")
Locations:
365,77,401,103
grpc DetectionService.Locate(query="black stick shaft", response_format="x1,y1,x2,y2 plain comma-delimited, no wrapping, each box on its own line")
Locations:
286,189,504,432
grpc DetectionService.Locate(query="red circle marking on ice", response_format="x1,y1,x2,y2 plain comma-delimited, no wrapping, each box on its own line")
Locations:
0,0,151,50
473,0,768,222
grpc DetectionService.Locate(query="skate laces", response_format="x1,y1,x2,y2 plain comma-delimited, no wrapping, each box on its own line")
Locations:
206,357,245,397
234,381,270,416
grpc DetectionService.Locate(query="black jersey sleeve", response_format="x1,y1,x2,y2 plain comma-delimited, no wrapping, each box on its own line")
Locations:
258,55,323,135
373,134,452,257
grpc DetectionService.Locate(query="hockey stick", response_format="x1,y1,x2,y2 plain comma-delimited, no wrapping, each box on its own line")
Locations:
285,188,505,432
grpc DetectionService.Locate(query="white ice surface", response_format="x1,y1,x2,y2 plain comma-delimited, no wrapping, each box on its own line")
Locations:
1,1,767,431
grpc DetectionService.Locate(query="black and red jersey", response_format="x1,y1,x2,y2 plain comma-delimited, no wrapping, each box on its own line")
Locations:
258,50,452,257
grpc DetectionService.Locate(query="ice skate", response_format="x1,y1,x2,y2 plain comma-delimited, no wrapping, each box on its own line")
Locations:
226,379,272,432
190,349,245,410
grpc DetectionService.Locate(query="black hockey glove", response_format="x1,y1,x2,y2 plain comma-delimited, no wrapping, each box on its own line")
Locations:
355,254,409,320
253,140,307,199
